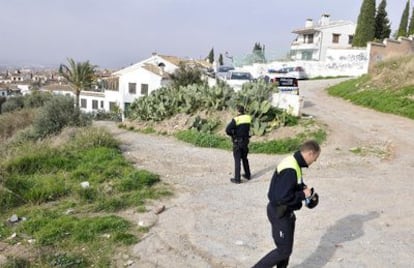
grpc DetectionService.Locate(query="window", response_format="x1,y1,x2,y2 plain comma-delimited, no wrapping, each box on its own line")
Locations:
109,102,117,111
100,100,104,108
80,98,87,108
301,51,313,60
141,84,149,96
348,35,354,44
128,83,136,94
332,34,340,44
304,34,314,44
92,100,98,110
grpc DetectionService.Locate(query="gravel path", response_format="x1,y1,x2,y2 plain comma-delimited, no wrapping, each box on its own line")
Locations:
95,78,414,268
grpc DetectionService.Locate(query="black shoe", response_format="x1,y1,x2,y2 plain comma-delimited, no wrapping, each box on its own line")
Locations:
230,178,241,184
242,174,251,180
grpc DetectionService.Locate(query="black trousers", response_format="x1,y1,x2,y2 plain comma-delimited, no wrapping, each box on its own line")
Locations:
233,140,250,180
252,203,296,268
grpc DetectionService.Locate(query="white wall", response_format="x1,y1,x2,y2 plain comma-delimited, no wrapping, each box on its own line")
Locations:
39,88,106,113
319,24,356,60
118,68,163,107
78,93,106,113
241,47,368,78
271,93,304,117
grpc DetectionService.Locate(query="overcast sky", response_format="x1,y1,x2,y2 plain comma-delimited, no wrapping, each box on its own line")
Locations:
0,0,410,69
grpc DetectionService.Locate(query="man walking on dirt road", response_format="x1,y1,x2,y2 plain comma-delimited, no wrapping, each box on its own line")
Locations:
253,140,321,268
226,105,252,184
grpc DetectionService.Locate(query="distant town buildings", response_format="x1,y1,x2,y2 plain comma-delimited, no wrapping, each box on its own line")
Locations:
3,13,411,117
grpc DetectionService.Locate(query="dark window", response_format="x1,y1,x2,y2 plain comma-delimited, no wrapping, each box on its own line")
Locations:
304,34,314,44
301,51,312,60
80,98,87,108
141,84,149,95
348,35,354,44
128,83,136,94
332,34,340,44
100,100,104,108
92,100,98,110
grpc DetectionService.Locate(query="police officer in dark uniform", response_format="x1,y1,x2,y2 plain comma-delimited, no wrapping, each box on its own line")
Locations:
226,105,252,184
252,140,321,268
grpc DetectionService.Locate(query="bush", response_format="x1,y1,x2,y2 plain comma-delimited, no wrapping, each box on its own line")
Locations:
190,115,220,133
0,108,37,141
68,127,119,150
92,109,122,121
175,129,231,149
32,95,91,138
23,91,53,108
1,96,24,113
0,96,6,113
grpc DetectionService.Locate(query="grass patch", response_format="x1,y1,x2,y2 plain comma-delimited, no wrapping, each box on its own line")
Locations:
327,60,414,119
175,129,232,150
310,75,350,80
175,128,326,154
0,126,171,266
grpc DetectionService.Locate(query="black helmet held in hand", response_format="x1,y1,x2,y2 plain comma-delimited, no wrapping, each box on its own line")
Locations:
305,188,319,209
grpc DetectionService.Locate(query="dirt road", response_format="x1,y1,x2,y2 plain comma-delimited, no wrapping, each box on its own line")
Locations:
97,78,414,267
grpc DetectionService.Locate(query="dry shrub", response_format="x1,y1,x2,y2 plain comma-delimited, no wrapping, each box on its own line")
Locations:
126,110,230,135
0,108,37,141
369,55,414,90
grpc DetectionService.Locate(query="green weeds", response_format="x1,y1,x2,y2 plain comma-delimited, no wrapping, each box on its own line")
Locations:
0,127,170,266
175,128,326,154
327,75,414,119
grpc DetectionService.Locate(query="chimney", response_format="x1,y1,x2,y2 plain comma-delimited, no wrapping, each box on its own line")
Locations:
320,14,330,26
305,19,313,28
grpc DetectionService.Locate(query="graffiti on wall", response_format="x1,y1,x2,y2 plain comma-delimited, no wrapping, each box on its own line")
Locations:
242,49,369,78
325,50,368,72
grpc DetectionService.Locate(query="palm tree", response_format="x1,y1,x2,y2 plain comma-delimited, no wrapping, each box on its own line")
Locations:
59,58,97,108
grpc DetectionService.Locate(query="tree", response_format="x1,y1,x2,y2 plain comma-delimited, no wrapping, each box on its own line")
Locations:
169,62,203,88
353,0,376,47
374,0,391,40
218,54,224,66
206,48,214,64
59,58,97,108
252,42,266,63
397,0,410,37
408,6,414,35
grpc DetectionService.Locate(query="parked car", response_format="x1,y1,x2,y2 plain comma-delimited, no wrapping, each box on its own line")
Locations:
268,66,308,80
215,65,235,79
264,75,299,95
224,70,253,90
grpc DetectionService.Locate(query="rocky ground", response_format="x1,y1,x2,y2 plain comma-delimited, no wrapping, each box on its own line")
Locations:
97,78,414,268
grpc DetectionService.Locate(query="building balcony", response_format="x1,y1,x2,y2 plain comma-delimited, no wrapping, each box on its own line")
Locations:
290,42,320,50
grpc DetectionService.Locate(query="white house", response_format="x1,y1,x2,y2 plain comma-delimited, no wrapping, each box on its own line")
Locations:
108,53,211,115
290,14,356,61
40,84,106,113
40,53,211,116
110,54,175,113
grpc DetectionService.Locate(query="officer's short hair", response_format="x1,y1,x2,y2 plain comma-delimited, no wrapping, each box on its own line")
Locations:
237,105,245,114
300,140,320,153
